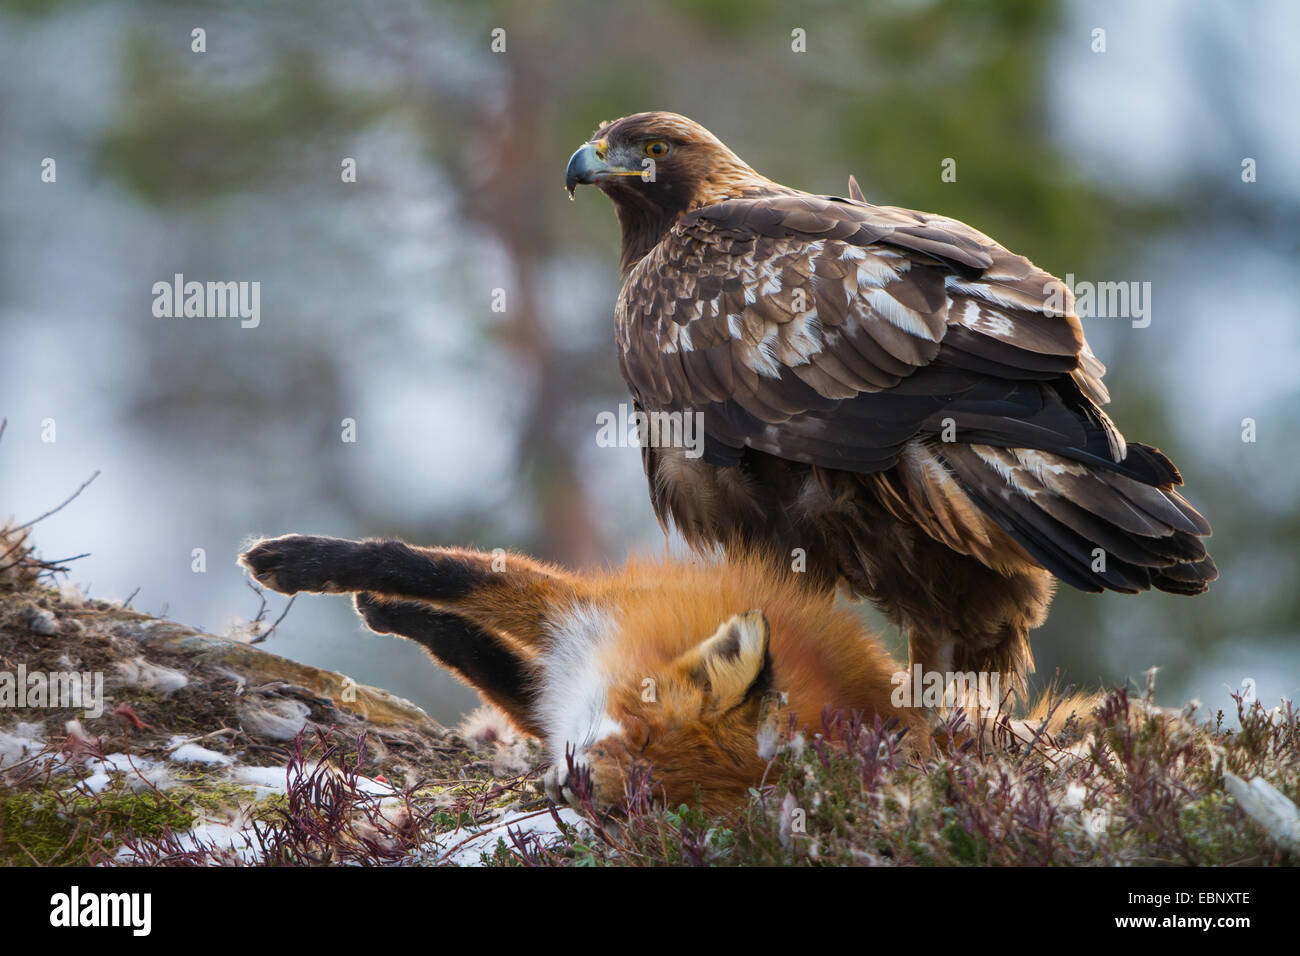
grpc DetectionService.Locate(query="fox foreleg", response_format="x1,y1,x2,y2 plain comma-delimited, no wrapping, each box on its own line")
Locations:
353,592,543,735
240,533,577,648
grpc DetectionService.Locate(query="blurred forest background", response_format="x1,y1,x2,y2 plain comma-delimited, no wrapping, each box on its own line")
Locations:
1,0,1297,723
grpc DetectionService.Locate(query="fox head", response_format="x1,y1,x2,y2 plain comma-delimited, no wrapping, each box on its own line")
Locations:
545,610,776,816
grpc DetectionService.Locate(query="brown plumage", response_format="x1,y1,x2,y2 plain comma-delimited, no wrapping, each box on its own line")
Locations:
565,111,1216,692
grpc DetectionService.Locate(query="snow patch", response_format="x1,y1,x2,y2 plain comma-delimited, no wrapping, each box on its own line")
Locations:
167,737,234,766
438,807,586,866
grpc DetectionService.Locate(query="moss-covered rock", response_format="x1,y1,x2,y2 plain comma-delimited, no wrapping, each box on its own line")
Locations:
0,577,553,866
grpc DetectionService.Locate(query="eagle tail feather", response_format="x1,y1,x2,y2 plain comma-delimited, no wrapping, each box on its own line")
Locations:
938,443,1218,596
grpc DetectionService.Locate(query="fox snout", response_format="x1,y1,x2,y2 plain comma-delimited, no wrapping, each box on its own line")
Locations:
543,743,642,813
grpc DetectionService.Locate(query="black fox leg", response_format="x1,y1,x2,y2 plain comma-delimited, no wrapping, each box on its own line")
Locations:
354,592,543,735
241,534,491,601
241,533,576,650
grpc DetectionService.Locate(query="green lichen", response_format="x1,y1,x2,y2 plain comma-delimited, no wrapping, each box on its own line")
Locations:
0,785,195,866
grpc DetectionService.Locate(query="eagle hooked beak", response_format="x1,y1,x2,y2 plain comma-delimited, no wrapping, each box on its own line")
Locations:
564,139,640,199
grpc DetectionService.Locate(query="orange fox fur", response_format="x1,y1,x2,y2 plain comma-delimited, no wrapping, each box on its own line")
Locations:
240,534,1092,815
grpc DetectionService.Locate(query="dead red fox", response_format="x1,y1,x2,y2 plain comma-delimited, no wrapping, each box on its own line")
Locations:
240,534,1093,814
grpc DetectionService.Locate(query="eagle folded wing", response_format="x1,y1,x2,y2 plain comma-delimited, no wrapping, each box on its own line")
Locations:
616,192,1120,473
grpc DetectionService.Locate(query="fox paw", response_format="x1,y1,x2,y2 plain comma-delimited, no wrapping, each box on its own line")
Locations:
354,592,406,633
239,534,355,595
543,758,590,811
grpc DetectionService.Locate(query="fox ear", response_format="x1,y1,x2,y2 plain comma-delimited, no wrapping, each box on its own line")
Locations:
688,610,772,712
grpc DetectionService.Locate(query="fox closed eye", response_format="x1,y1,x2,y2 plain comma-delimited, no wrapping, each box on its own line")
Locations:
623,712,651,752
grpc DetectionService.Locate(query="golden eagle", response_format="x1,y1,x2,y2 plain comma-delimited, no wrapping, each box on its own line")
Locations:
565,111,1215,690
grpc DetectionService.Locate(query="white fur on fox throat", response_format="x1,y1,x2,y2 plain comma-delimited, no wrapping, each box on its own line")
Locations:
537,604,623,761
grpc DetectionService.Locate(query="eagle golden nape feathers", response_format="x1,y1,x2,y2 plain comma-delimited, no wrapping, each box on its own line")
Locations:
568,111,1216,687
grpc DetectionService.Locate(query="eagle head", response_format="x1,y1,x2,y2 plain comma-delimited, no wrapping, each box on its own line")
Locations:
566,111,776,270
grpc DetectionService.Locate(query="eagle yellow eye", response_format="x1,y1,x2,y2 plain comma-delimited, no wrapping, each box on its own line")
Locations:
644,140,670,159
